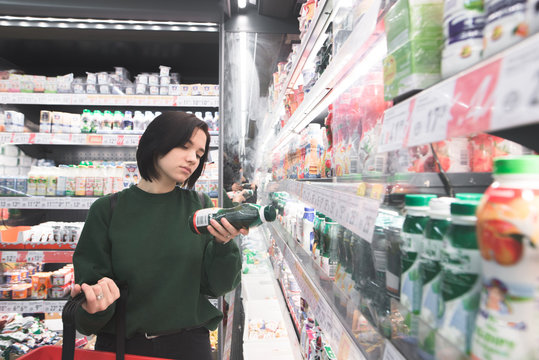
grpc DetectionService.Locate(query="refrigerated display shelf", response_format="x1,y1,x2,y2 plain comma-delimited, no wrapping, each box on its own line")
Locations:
266,222,368,360
0,93,219,107
378,32,539,153
277,278,301,337
270,180,381,242
0,250,73,263
0,299,67,314
273,0,383,150
0,197,97,209
0,131,219,148
268,0,332,119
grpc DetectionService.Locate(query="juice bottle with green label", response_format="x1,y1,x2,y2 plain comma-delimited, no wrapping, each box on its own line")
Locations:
419,197,455,355
437,200,481,355
401,194,437,335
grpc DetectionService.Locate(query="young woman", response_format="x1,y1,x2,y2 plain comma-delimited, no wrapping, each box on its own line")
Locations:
71,111,245,359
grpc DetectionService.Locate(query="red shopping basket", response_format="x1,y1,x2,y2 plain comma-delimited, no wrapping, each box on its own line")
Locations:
19,284,168,360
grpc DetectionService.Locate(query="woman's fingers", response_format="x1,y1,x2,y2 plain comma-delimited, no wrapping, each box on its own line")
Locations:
79,278,119,314
208,218,241,244
70,283,81,298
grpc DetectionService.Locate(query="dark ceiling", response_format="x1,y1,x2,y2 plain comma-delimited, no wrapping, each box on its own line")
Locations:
0,0,301,88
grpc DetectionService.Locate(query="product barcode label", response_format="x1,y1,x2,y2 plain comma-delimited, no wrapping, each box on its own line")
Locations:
194,208,219,228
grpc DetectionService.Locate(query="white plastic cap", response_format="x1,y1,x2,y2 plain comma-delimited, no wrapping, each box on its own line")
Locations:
429,197,456,218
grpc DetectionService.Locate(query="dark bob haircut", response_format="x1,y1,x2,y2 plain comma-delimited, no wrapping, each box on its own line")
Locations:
136,111,210,189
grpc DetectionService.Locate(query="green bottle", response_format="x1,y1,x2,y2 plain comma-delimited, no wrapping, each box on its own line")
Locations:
438,200,481,355
189,203,276,234
455,193,483,202
401,194,437,314
419,197,455,355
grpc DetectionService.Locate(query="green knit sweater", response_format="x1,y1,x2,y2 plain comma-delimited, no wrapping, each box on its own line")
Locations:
73,185,241,338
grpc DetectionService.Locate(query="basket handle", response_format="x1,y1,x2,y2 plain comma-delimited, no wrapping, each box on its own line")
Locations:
62,283,128,360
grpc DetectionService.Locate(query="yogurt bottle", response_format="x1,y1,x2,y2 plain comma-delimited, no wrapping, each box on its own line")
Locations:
419,197,456,355
400,194,437,333
437,200,481,355
472,155,539,360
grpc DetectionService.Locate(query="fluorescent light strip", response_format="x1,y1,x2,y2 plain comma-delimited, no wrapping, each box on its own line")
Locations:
0,15,218,31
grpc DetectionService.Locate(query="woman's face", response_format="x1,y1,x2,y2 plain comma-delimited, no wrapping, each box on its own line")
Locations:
155,128,207,185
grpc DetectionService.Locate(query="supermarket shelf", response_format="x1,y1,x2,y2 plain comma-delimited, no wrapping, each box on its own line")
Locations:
0,250,74,263
273,0,383,149
378,32,539,153
267,221,369,360
277,278,301,337
0,93,219,107
273,179,381,242
0,299,67,314
269,0,333,118
0,131,219,147
0,196,97,209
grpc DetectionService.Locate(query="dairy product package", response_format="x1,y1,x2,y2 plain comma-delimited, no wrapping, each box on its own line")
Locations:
442,0,486,77
483,0,528,57
385,0,444,53
383,39,443,100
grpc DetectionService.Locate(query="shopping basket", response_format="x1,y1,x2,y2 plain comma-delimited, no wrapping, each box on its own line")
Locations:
18,285,167,360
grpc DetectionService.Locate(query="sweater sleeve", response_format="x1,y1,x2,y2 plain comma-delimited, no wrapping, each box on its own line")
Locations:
200,238,242,297
73,196,117,335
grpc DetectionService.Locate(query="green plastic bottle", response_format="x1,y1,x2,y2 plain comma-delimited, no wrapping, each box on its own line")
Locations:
400,194,437,317
438,200,481,355
189,203,276,234
419,197,455,355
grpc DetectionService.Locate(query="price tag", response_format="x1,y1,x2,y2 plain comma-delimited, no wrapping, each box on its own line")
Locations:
5,302,17,313
9,198,21,208
0,198,7,207
34,133,52,144
25,198,42,209
491,38,539,130
378,103,411,153
71,134,87,144
124,135,140,146
12,133,30,144
70,198,82,209
43,301,66,313
53,134,71,144
210,135,219,148
383,340,406,360
0,133,11,144
24,301,43,313
87,135,103,145
407,80,455,147
27,251,44,263
0,302,10,313
44,198,59,208
102,135,118,146
1,252,19,263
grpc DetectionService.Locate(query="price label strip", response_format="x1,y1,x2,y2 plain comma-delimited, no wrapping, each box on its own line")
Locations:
491,35,539,130
1,252,19,263
301,185,380,242
383,340,406,360
27,251,44,263
43,300,67,314
378,101,413,153
406,80,455,147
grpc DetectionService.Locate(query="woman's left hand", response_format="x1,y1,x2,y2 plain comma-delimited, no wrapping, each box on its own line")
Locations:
208,218,249,244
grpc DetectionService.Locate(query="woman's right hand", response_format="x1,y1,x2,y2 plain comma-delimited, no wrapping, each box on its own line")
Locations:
70,277,120,314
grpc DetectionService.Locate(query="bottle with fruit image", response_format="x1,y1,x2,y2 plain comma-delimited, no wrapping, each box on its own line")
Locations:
437,200,481,356
472,156,539,360
400,194,437,339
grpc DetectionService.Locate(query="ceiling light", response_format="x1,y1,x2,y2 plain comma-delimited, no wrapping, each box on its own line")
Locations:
238,0,247,8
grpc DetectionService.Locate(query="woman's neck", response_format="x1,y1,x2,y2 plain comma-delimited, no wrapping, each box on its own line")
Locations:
137,178,176,194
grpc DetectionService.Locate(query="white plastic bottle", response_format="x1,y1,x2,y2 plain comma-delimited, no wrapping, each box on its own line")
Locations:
92,111,102,133
65,165,76,196
212,111,220,131
144,111,154,130
46,167,57,197
56,165,67,196
113,111,124,132
36,167,47,196
75,166,87,197
85,166,95,196
27,166,38,196
113,165,124,193
203,112,213,129
133,111,145,132
94,166,104,197
195,111,203,120
122,111,134,131
103,164,114,195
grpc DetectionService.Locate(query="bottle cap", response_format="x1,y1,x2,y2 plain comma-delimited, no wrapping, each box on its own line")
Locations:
451,200,478,216
429,197,455,217
494,155,539,175
455,193,483,201
405,194,437,207
264,206,277,222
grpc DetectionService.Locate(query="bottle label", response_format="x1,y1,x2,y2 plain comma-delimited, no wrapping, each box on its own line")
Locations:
65,177,76,196
94,178,104,196
401,233,423,314
56,176,66,196
192,208,220,232
75,177,86,196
